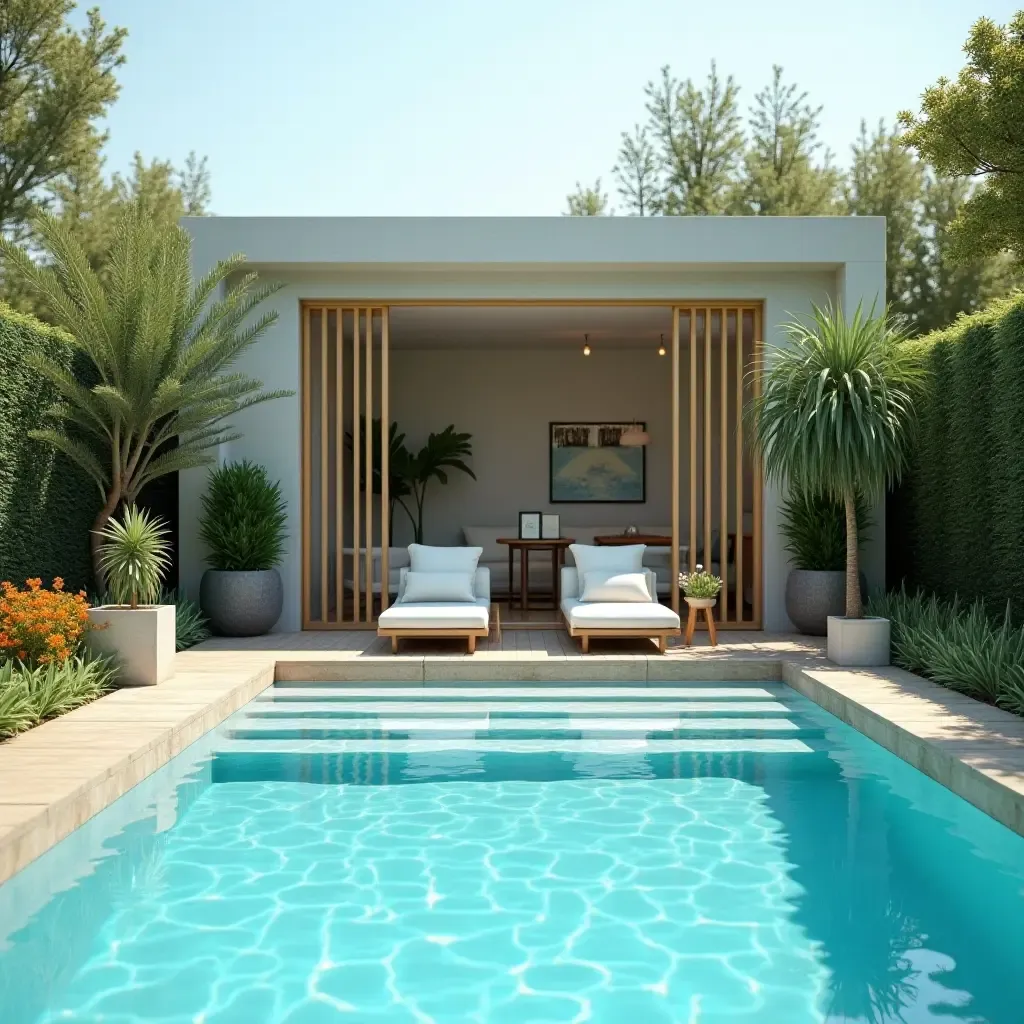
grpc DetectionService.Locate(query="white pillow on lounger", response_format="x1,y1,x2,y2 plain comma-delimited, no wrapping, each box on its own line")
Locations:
400,571,476,604
580,570,653,603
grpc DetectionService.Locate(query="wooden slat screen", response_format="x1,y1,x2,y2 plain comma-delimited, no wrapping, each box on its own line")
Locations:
672,304,762,629
301,305,389,628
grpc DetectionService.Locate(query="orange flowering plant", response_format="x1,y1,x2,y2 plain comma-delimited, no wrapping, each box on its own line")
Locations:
0,578,91,665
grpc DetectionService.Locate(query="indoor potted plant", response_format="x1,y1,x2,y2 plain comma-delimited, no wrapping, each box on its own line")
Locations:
749,302,922,666
87,506,175,686
679,564,723,646
781,490,870,635
199,460,287,636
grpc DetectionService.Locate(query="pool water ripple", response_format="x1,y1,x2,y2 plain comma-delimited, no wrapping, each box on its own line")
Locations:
1,683,1021,1024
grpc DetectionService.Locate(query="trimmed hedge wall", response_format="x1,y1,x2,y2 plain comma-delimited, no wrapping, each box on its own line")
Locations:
893,294,1024,615
0,304,100,592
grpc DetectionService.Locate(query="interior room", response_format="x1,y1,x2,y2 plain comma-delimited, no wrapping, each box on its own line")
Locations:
302,302,758,628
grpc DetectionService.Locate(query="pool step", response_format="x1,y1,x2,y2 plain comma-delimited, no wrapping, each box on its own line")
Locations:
242,699,795,718
257,685,788,703
215,736,816,755
224,715,824,741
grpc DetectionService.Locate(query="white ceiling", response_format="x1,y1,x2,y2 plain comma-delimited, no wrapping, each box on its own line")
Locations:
387,304,674,350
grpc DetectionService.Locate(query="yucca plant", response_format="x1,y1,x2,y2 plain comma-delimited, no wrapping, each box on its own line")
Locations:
0,201,289,583
98,506,172,608
199,461,287,571
749,303,923,617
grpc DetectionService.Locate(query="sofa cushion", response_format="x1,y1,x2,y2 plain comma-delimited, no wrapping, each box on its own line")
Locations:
400,571,476,604
409,544,482,575
580,570,652,603
561,599,680,630
461,527,510,563
379,603,489,630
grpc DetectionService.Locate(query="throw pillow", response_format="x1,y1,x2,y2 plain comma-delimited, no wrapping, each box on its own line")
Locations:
580,570,653,603
400,571,476,604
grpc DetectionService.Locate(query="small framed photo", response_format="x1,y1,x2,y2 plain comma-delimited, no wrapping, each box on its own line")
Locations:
541,513,560,540
519,511,541,540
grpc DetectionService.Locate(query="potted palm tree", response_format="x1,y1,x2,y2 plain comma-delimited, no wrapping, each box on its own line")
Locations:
87,507,175,686
198,461,287,636
750,303,921,666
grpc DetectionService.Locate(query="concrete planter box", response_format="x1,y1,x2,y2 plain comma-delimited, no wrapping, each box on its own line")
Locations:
87,605,176,686
827,615,891,667
200,569,283,637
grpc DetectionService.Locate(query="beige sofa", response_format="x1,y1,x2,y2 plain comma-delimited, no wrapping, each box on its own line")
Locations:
462,525,691,598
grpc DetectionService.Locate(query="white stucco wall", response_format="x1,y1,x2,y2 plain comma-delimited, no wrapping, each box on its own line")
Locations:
181,217,885,633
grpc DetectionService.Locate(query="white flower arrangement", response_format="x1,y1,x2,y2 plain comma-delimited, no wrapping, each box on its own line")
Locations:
678,564,723,599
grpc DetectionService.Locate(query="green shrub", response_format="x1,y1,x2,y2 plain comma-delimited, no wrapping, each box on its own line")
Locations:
867,587,1024,716
199,461,287,571
779,490,871,571
0,304,98,591
0,656,116,739
159,588,210,651
894,294,1024,615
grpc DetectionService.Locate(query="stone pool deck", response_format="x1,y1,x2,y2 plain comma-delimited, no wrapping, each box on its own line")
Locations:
0,630,1022,885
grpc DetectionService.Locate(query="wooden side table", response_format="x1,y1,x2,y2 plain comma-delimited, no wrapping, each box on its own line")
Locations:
497,538,574,610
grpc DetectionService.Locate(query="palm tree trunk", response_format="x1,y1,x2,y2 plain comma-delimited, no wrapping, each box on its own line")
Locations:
90,491,120,593
844,491,862,619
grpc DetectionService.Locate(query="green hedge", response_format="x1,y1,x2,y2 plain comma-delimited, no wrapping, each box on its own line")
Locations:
0,304,100,591
894,294,1024,615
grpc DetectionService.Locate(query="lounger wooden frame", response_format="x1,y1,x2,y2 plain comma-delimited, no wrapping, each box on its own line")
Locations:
561,613,681,655
378,605,501,654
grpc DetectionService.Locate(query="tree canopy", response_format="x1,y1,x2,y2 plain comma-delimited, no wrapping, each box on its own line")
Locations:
899,12,1024,266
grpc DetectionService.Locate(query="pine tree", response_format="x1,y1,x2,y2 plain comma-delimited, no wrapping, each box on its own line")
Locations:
565,180,610,216
733,66,840,215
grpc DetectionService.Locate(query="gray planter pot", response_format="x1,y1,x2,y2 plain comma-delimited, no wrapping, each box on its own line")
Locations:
200,569,283,637
785,569,868,636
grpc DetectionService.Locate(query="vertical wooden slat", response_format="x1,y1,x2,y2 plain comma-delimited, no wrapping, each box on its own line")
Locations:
364,307,373,623
335,310,344,625
703,308,712,575
752,306,763,628
320,310,328,623
720,309,729,623
671,307,680,615
735,307,745,624
352,308,361,624
301,306,312,629
380,307,390,614
689,309,697,572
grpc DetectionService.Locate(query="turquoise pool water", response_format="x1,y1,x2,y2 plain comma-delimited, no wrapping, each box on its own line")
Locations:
1,683,1022,1023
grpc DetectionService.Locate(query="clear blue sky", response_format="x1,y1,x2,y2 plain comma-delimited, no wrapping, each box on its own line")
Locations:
79,0,1018,216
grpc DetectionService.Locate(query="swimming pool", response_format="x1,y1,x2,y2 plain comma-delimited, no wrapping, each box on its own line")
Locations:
1,682,1022,1023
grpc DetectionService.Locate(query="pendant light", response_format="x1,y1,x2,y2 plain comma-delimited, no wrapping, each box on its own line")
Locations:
620,420,650,447
658,333,666,356
583,332,591,356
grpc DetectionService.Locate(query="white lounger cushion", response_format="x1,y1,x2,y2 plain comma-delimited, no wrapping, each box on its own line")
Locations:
561,598,680,631
408,544,482,575
570,543,645,580
400,571,476,604
580,570,652,603
378,603,489,630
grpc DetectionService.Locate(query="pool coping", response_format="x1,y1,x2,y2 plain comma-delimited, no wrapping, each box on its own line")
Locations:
0,649,1022,885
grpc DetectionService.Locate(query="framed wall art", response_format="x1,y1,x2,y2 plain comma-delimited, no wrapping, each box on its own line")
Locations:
549,422,646,503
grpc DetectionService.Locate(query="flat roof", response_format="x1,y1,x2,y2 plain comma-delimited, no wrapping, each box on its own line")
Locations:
183,215,885,269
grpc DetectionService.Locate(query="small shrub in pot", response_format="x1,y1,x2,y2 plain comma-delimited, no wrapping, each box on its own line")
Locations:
199,461,287,636
780,490,870,635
